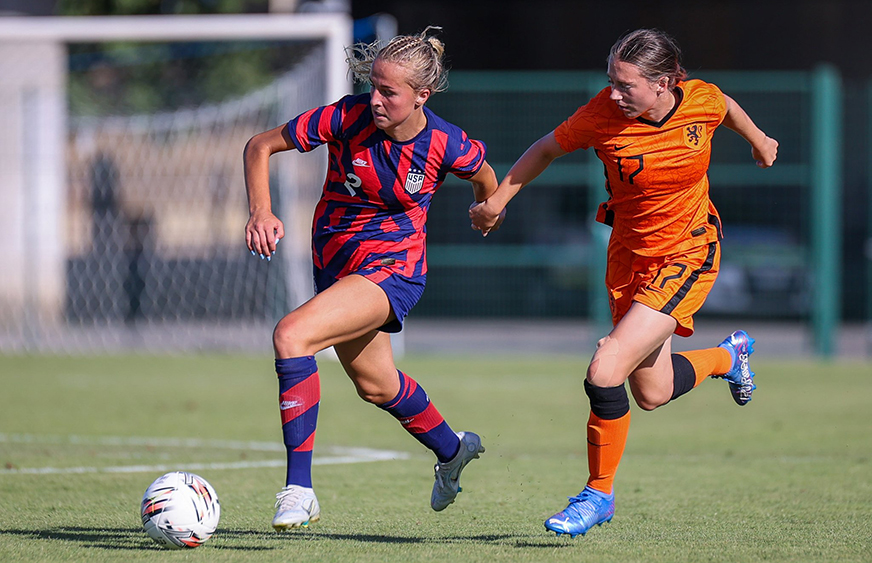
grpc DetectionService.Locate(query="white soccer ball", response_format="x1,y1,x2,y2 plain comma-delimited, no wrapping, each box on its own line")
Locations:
140,471,221,549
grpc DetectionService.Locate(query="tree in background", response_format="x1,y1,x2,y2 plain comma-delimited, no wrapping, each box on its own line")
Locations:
56,0,315,116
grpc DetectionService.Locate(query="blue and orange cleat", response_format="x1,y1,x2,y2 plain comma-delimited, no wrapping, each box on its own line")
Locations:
716,330,756,406
544,486,614,538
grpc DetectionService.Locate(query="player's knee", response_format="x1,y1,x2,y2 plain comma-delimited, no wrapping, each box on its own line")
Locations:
353,379,394,405
586,335,624,387
273,315,316,357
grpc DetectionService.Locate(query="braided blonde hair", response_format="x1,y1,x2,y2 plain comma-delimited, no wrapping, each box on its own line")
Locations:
346,26,448,93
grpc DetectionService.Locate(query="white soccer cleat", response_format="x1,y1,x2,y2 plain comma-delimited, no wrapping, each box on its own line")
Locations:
430,431,485,511
272,485,320,530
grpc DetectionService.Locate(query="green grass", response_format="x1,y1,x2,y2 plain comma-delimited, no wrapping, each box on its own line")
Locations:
1,353,871,562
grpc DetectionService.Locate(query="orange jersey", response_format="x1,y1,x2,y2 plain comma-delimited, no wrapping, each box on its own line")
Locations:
554,79,728,256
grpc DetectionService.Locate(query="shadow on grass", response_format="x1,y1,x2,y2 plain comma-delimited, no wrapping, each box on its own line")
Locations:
218,529,579,549
3,526,579,551
1,527,274,551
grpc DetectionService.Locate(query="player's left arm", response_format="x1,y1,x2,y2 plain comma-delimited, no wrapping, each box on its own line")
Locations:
469,161,498,202
466,161,505,235
722,94,779,168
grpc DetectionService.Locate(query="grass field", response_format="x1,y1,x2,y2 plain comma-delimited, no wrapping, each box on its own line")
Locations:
1,353,870,562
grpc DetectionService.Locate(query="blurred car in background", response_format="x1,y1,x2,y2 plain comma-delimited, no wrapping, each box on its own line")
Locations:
703,226,811,318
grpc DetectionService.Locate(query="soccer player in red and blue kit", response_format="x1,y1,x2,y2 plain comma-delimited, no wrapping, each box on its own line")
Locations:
244,28,502,530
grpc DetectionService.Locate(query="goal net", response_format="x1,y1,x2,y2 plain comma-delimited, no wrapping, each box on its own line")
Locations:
0,14,351,353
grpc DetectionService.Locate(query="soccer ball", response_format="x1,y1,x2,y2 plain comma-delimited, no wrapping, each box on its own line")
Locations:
140,471,221,549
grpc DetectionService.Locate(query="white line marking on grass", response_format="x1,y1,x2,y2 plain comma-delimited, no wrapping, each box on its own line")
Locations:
0,433,411,475
0,432,286,451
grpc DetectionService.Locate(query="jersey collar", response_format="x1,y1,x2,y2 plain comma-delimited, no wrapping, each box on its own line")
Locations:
636,85,684,128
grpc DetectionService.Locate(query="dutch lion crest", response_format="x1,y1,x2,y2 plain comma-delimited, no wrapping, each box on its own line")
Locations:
684,124,706,148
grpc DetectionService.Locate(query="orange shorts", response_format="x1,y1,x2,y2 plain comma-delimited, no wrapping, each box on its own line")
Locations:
605,237,720,337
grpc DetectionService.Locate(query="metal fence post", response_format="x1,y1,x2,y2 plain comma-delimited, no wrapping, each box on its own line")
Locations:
586,73,612,340
867,80,872,355
810,64,843,357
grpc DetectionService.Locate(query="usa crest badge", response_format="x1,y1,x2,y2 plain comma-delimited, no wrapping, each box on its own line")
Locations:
404,169,425,194
683,124,706,149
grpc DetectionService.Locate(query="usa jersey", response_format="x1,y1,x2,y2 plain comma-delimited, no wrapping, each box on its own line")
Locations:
287,93,486,287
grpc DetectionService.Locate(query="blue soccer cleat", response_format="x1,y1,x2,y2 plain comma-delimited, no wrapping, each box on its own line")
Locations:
716,330,757,406
544,486,615,538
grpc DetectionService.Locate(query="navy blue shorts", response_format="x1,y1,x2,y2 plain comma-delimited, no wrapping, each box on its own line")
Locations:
313,268,426,333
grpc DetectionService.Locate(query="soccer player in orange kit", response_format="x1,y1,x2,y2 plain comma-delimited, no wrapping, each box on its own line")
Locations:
469,28,778,537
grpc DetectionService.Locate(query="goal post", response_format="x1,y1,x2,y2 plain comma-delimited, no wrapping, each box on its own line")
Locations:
0,14,351,101
0,14,352,352
0,38,66,340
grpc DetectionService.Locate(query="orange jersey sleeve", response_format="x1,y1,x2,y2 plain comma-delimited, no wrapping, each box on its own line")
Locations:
554,80,728,256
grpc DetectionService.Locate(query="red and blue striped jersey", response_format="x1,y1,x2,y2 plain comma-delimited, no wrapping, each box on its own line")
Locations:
287,92,487,286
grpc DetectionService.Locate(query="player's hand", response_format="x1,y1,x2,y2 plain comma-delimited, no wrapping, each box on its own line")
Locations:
753,135,778,168
245,210,285,261
469,200,506,237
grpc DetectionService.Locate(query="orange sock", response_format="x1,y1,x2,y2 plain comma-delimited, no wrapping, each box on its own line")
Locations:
677,348,733,387
586,410,631,494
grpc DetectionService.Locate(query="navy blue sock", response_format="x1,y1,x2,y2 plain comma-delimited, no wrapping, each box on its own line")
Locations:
379,371,460,463
275,356,320,488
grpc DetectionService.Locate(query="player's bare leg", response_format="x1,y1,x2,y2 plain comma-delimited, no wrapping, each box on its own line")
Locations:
272,275,394,530
546,303,675,537
587,302,679,390
627,335,677,411
273,274,395,359
335,313,483,512
335,330,400,404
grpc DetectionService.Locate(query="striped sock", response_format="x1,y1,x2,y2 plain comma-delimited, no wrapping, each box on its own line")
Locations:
379,370,460,463
275,356,320,488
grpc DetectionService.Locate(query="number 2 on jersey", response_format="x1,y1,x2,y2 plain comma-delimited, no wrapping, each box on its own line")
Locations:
343,173,361,196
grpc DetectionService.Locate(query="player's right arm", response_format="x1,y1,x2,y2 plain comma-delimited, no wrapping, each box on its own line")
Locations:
469,131,567,233
243,124,295,258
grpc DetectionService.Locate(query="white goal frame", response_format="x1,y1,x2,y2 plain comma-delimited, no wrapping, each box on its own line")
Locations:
0,14,352,348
